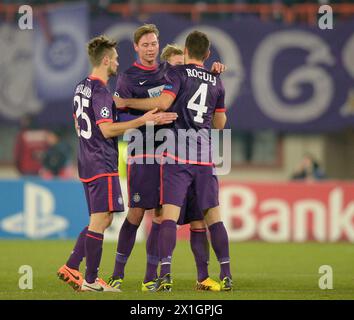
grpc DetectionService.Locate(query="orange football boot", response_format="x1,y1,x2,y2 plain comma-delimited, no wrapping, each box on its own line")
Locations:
57,264,83,291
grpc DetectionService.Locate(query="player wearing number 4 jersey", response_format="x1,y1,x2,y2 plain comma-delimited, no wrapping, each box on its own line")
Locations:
160,44,221,292
57,35,177,292
108,24,226,293
117,31,233,292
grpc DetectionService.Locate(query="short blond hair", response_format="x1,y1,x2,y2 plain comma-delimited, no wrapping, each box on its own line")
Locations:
134,24,159,45
87,35,117,67
160,44,184,62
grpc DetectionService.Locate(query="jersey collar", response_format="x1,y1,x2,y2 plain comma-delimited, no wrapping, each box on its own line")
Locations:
191,63,204,68
133,61,158,71
88,75,107,86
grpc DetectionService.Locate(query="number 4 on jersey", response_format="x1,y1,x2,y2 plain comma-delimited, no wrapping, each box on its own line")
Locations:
187,83,208,123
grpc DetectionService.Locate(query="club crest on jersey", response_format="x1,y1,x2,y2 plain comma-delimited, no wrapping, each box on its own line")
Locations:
100,107,110,118
133,193,141,203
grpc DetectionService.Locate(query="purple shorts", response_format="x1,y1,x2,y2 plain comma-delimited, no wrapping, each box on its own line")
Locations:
127,161,160,209
83,175,125,215
161,163,219,212
178,184,204,225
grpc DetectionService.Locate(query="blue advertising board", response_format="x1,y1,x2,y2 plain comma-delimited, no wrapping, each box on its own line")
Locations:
0,179,88,239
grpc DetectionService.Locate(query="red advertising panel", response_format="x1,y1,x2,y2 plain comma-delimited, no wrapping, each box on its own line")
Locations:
146,182,354,242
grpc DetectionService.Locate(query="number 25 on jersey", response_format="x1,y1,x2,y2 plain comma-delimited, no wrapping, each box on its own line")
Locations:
74,95,92,139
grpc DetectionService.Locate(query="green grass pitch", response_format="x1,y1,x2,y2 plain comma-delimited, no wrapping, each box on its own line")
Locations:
0,240,353,300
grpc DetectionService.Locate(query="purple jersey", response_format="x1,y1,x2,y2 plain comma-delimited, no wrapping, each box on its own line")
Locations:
115,61,170,156
72,76,119,182
162,64,226,165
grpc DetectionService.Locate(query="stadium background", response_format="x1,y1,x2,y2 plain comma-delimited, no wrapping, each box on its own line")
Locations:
0,0,354,300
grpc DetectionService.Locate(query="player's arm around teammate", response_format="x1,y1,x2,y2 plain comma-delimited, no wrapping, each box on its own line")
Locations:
57,35,177,293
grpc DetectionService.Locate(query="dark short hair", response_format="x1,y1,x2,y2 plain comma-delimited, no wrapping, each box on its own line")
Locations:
87,35,117,67
185,30,210,61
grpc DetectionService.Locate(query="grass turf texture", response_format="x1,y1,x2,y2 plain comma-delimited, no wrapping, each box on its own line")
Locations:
0,240,353,300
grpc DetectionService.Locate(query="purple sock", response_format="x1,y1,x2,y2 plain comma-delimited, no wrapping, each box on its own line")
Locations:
208,222,232,280
159,220,177,277
144,222,160,283
112,218,139,279
85,230,104,284
66,226,88,270
190,228,210,282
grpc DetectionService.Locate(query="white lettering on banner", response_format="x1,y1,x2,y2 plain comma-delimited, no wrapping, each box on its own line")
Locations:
258,200,290,242
342,33,354,80
219,185,354,242
340,34,354,116
252,31,334,123
329,188,354,242
220,186,257,241
293,201,326,242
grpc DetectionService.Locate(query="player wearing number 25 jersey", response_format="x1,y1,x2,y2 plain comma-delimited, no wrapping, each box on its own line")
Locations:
58,35,125,293
73,76,123,210
73,76,125,214
57,35,176,293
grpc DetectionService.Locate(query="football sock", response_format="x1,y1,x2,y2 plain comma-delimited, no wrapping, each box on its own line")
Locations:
159,220,177,277
85,230,104,284
66,226,88,270
144,222,160,283
190,228,210,282
208,221,232,280
112,218,139,279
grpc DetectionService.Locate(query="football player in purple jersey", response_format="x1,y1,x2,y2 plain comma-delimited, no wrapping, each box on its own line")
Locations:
57,35,177,292
108,24,226,292
116,30,233,292
160,44,221,291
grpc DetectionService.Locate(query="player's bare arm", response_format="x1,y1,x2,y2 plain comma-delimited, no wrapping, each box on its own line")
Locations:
212,112,227,129
114,92,175,112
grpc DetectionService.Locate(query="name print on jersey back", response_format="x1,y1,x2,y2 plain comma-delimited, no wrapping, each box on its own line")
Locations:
186,68,217,87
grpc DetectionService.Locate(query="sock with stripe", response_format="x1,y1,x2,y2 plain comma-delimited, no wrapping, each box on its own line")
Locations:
144,222,160,283
112,218,139,279
190,228,210,282
66,226,88,270
159,220,177,278
208,221,232,280
85,230,104,284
